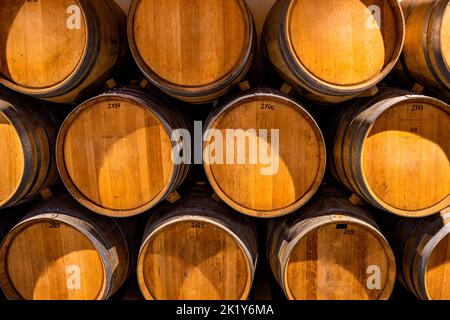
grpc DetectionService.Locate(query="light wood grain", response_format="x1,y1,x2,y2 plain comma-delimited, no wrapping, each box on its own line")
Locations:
203,89,326,218
263,0,404,103
62,98,172,212
0,113,24,205
137,194,258,300
288,0,388,85
6,222,105,300
0,0,126,103
57,88,191,217
362,102,449,212
0,196,131,300
394,210,450,300
268,196,396,300
331,89,450,217
426,233,450,300
286,224,390,300
141,221,250,300
400,0,450,91
0,0,87,89
128,0,255,103
0,89,58,209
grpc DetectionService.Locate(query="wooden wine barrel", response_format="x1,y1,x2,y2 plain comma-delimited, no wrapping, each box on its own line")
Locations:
128,0,256,103
203,89,326,218
267,195,396,300
0,195,132,300
330,88,450,217
137,192,258,300
263,0,405,103
56,87,191,218
393,208,450,300
0,0,127,103
0,88,59,209
397,0,450,91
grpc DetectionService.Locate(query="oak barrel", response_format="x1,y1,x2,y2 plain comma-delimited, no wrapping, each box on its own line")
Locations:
0,88,59,209
330,88,450,217
137,190,258,300
203,89,326,218
397,0,450,92
393,207,450,300
263,0,405,103
0,195,132,300
267,194,396,300
56,87,191,218
0,0,127,103
127,0,256,103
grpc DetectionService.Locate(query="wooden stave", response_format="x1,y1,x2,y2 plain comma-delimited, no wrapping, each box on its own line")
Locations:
400,0,450,91
0,89,59,209
203,88,326,218
332,89,419,198
56,87,192,218
137,194,259,300
330,88,450,217
0,0,127,103
127,0,257,104
346,94,449,217
393,209,450,300
7,98,60,205
262,0,406,104
0,195,131,300
267,195,396,300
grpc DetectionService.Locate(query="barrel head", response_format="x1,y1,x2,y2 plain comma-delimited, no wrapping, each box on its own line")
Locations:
58,95,174,217
0,0,87,89
138,219,252,300
2,220,105,300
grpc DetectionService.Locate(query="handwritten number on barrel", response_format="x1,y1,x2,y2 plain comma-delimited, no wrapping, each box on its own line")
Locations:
260,103,275,111
411,105,424,112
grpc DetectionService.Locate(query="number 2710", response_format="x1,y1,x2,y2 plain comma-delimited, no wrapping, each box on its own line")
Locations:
260,103,275,111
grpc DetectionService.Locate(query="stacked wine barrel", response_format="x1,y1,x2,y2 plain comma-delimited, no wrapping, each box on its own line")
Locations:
128,0,256,103
56,87,192,218
397,0,450,93
203,88,326,218
0,88,59,209
263,0,405,103
137,185,258,300
329,88,449,217
0,196,135,300
268,193,396,300
393,208,450,300
0,0,448,302
0,0,127,103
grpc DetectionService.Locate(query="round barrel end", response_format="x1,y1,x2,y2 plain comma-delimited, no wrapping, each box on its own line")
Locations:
137,216,255,300
203,90,326,218
128,0,256,103
0,217,109,300
56,90,185,218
